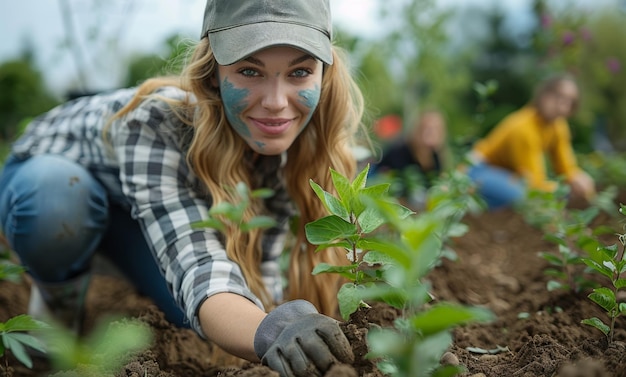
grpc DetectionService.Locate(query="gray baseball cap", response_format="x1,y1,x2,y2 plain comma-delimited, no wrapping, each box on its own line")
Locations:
201,0,333,66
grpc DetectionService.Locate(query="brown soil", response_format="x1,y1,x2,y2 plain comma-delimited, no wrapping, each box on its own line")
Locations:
2,205,626,377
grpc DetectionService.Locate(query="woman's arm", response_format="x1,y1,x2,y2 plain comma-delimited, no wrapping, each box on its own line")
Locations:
199,293,266,361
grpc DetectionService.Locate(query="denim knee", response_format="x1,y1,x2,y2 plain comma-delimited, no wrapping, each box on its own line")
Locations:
0,155,109,281
468,163,526,210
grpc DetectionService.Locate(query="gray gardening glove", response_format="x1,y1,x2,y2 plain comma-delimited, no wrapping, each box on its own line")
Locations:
254,300,354,377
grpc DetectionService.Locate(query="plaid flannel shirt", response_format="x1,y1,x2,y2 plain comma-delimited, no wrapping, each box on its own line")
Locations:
11,86,293,335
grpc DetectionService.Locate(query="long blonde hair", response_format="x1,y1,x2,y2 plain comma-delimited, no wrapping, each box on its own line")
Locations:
112,38,367,317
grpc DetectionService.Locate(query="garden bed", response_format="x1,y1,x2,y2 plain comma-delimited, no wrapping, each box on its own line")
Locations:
1,205,625,376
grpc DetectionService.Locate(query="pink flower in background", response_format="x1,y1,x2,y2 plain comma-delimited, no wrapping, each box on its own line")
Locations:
606,57,621,74
562,31,575,46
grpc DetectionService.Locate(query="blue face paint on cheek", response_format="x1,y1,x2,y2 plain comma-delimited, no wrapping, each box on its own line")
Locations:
220,78,252,138
298,85,321,130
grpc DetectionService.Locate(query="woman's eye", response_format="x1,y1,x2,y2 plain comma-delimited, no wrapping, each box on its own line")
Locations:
291,68,312,78
239,68,259,77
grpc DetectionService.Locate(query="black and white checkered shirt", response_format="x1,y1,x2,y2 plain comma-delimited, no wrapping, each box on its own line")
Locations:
11,86,293,335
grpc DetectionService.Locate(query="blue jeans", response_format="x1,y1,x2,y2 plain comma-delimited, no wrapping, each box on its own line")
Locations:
467,162,526,210
0,154,187,327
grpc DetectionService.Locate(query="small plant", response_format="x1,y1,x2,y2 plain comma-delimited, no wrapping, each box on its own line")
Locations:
519,184,615,294
1,315,49,369
0,249,25,284
42,316,153,374
1,238,153,375
580,204,626,345
305,164,493,377
0,247,51,371
305,165,415,319
192,182,277,232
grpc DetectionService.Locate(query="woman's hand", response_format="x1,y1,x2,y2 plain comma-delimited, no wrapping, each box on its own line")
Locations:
254,300,354,376
569,171,596,201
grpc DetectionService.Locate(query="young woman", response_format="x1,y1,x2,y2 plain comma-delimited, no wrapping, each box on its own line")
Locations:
466,74,596,209
0,0,368,375
373,109,448,184
370,109,448,209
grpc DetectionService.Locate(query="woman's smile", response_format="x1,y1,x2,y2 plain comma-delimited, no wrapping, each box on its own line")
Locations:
249,117,296,136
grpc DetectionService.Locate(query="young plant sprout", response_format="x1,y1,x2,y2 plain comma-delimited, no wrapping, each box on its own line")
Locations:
580,204,626,345
520,183,614,294
306,164,493,376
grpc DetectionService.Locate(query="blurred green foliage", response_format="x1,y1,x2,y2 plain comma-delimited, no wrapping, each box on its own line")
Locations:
1,0,625,169
123,35,195,87
0,54,59,142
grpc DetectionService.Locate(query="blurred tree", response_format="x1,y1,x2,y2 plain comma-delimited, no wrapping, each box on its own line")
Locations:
368,0,473,161
0,56,58,141
457,7,536,141
123,34,195,87
574,10,626,151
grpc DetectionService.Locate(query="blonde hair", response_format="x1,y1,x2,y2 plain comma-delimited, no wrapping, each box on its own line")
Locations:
110,38,367,317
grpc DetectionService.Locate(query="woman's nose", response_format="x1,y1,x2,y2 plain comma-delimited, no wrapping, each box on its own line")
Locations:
261,81,289,112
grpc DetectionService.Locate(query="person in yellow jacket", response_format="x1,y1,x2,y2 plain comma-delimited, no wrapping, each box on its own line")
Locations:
467,74,596,209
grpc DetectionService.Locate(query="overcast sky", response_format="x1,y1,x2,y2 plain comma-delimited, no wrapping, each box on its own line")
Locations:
0,0,620,96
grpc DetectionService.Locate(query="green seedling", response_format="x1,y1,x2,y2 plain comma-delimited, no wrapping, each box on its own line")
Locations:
192,182,277,232
520,184,614,293
42,316,153,374
0,250,25,283
425,170,485,263
305,164,415,318
580,204,626,345
306,164,493,377
0,247,51,371
1,315,50,369
0,239,152,375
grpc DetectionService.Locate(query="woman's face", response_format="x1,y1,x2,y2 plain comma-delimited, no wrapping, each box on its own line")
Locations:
216,46,324,155
538,80,578,122
415,112,446,149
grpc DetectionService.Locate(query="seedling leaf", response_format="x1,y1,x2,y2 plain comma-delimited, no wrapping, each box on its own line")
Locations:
410,304,494,336
305,216,357,245
250,188,274,199
309,180,349,220
350,164,369,191
357,238,411,269
0,314,50,332
192,218,225,231
2,334,33,368
540,252,565,266
588,288,616,312
240,216,276,231
330,168,353,206
360,183,391,198
581,258,614,280
337,283,365,320
615,278,626,290
582,317,610,335
357,206,386,233
312,263,357,280
313,240,352,253
547,280,565,292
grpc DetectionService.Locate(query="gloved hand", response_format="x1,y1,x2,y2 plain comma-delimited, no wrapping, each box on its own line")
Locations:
254,300,354,377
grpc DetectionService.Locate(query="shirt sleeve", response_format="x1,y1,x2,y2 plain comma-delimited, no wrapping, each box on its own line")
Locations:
548,120,582,182
109,91,264,337
474,108,557,192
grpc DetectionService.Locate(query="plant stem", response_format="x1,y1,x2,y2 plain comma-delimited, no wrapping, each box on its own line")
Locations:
610,312,616,344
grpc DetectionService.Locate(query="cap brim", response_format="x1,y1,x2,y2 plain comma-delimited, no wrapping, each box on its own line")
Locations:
209,22,333,66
